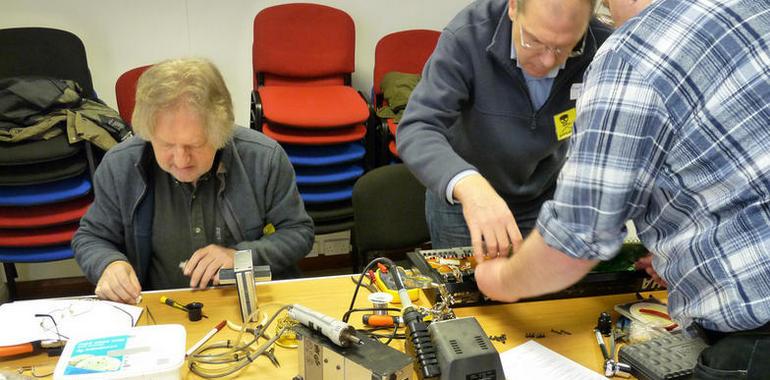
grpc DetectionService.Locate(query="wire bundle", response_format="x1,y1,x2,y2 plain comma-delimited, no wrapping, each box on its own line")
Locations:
186,305,290,378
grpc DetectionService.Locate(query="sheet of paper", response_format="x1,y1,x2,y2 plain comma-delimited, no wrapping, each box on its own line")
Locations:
501,340,605,380
0,298,143,346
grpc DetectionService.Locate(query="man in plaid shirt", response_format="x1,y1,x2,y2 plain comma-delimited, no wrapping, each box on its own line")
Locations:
475,0,770,376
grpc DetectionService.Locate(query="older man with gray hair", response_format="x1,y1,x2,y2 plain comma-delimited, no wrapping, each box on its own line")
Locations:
73,58,313,303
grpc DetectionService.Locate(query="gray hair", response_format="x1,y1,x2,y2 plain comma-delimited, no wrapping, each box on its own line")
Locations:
132,58,235,149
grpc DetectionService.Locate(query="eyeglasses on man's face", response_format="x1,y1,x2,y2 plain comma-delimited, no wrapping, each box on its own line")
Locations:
519,23,587,58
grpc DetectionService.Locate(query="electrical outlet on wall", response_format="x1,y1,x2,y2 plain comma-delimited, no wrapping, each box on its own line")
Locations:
323,237,351,256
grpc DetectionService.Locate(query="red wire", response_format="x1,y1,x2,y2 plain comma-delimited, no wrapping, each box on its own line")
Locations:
638,308,679,331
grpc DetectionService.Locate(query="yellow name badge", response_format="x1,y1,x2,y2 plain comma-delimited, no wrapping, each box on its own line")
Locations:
553,108,576,141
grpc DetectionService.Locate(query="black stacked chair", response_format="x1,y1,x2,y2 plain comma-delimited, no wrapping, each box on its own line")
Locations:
0,27,99,300
351,164,430,272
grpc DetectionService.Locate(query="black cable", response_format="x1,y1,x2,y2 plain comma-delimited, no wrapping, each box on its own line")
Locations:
364,324,403,345
108,303,135,327
346,258,439,377
346,257,408,319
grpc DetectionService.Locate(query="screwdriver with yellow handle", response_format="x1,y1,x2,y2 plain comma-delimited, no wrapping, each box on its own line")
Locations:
160,296,208,318
160,296,188,311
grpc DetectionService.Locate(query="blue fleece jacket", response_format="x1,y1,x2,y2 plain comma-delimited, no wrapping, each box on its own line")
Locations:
397,0,612,227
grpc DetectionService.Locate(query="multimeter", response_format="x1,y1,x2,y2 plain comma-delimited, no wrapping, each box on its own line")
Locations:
373,266,424,303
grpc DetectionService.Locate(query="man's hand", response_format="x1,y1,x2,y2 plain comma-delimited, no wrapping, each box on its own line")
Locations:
634,254,668,287
95,261,142,304
184,244,236,289
474,257,519,303
453,174,523,262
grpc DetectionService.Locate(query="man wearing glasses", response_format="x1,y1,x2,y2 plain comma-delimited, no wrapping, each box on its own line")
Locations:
397,0,611,258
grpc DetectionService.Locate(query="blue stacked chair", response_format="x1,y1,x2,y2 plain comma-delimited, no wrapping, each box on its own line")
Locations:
284,143,365,234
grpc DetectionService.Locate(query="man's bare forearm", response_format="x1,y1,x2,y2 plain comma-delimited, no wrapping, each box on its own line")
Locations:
476,231,597,302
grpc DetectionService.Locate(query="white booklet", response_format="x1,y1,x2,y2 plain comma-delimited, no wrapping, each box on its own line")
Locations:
501,340,605,380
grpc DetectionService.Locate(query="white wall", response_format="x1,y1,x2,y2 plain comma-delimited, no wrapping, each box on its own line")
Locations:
1,0,470,127
0,0,471,287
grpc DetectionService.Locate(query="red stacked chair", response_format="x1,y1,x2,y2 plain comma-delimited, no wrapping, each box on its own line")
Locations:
251,3,372,235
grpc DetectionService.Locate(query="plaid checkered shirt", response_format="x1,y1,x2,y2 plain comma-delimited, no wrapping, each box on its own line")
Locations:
537,0,770,332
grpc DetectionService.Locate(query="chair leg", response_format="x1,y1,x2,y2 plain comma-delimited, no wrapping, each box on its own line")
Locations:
3,262,18,301
351,246,360,273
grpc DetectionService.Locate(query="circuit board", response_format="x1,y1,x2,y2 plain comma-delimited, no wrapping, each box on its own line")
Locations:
409,244,659,307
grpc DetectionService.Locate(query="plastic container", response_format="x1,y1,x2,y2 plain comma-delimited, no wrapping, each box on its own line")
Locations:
54,324,186,380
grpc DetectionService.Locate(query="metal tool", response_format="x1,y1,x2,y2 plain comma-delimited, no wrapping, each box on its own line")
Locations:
595,328,631,378
350,275,378,293
218,265,272,285
234,249,259,322
288,304,361,347
262,347,280,368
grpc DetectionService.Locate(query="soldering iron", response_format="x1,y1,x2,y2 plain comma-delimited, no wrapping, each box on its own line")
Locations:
288,304,362,347
376,257,442,380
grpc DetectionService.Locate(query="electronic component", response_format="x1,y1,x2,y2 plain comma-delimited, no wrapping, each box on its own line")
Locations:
428,317,503,380
293,323,413,380
619,333,708,380
373,267,422,302
234,249,258,322
597,311,613,335
408,246,662,307
288,304,361,347
407,247,484,306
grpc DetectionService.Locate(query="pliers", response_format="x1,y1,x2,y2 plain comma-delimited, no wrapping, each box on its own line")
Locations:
351,273,378,293
262,347,280,368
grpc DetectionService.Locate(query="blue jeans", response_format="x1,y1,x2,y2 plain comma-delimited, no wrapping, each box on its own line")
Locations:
694,326,770,379
425,190,471,249
425,189,540,249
